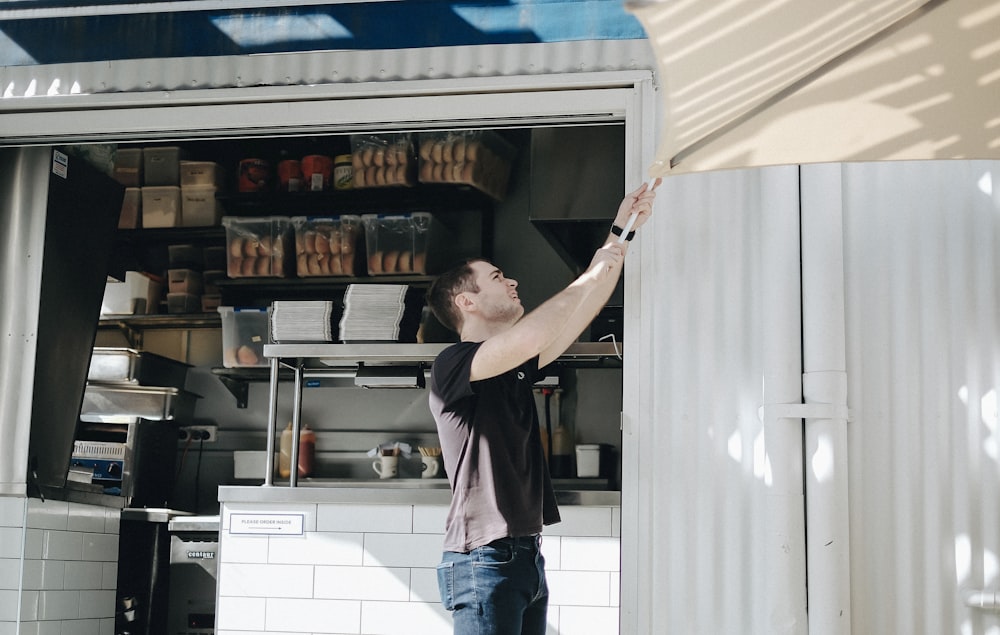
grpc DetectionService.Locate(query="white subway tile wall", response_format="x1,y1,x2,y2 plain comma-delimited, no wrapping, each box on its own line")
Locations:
0,497,120,635
217,502,621,635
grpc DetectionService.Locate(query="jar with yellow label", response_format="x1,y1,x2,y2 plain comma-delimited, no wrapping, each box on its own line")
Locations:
334,154,353,190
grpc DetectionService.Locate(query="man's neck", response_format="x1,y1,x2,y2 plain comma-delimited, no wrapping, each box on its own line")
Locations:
460,319,513,343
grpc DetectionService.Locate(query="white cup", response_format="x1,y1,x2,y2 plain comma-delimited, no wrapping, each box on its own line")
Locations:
372,455,398,479
421,455,441,479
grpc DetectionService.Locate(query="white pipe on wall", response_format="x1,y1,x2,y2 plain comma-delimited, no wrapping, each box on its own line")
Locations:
760,165,808,634
800,164,852,635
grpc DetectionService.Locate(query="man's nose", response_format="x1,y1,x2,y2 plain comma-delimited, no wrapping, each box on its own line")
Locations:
508,278,518,288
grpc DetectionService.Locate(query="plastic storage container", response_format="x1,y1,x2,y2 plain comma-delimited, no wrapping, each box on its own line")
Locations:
218,306,270,368
417,130,515,201
167,269,203,295
575,444,602,478
119,188,141,229
143,146,188,185
291,215,363,277
180,185,223,227
101,271,163,316
361,212,432,275
113,148,143,187
179,161,224,187
350,133,417,188
141,186,181,228
222,216,293,278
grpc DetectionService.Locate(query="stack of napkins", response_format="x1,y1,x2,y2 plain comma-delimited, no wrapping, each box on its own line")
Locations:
339,284,409,342
270,300,335,342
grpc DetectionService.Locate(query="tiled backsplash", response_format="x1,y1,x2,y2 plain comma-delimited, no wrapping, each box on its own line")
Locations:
217,501,621,635
0,496,119,635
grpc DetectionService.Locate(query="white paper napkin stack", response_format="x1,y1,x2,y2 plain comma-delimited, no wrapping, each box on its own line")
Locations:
270,300,334,342
339,284,409,342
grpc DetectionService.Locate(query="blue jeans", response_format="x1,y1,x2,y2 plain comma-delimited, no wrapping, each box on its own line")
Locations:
437,535,549,635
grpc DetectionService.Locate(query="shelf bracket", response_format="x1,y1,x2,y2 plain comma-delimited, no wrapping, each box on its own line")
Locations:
217,375,249,409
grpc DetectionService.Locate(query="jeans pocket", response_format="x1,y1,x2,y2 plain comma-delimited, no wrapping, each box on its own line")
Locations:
475,539,515,565
436,561,456,611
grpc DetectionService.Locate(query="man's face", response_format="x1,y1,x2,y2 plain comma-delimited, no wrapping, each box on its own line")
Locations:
466,260,523,324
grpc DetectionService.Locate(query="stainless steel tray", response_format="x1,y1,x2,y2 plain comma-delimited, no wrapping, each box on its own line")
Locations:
80,384,199,421
88,347,191,388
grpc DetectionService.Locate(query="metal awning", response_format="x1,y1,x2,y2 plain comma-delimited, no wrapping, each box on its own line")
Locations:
626,0,1000,175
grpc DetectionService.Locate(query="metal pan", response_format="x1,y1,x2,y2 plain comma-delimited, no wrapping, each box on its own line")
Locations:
80,384,199,421
87,347,191,388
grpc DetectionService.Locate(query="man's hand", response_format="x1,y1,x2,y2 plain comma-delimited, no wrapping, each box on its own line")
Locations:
583,243,626,283
612,178,661,233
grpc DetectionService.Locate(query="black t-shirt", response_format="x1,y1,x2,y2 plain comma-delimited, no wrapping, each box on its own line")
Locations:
429,341,560,552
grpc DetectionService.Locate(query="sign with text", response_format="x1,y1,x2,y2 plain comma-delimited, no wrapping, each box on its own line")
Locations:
230,513,305,536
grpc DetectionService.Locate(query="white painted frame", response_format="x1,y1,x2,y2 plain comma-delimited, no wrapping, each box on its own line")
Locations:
0,69,658,632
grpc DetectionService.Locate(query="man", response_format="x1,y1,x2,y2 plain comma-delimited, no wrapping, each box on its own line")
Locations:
426,179,659,634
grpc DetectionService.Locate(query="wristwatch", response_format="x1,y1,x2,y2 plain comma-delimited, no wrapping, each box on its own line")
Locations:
610,224,636,242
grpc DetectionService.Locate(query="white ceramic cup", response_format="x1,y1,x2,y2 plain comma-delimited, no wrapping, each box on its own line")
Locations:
421,455,441,479
372,455,398,479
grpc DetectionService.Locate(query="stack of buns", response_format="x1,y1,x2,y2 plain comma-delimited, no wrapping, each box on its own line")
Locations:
351,134,416,188
293,216,361,277
417,131,513,201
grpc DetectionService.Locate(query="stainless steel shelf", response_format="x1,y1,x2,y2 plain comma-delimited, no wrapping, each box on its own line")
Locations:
259,341,623,488
262,341,623,367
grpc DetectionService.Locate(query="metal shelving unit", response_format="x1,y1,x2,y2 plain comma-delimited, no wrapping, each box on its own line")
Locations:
261,341,623,487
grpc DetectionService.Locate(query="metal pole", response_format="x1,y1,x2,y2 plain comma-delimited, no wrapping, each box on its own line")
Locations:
760,165,808,634
289,359,305,488
263,355,279,486
801,164,852,635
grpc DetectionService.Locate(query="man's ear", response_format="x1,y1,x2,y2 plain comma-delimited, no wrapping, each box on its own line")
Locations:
454,292,475,314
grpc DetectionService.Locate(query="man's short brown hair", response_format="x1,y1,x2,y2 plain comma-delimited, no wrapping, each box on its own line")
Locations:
426,258,484,333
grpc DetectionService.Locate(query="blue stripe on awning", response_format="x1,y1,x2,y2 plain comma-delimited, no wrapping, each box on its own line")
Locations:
0,0,646,66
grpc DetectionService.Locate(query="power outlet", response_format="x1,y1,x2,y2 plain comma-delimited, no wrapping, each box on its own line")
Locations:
179,425,218,443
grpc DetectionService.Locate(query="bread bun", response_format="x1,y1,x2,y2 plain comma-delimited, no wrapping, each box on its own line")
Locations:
383,250,400,273
254,256,270,276
229,237,244,258
307,253,321,275
398,251,412,273
258,235,273,257
236,345,259,365
241,257,256,277
369,251,383,274
243,238,259,258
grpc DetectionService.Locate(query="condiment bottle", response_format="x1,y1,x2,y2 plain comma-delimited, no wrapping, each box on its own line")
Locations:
298,425,316,478
550,424,573,478
279,422,293,478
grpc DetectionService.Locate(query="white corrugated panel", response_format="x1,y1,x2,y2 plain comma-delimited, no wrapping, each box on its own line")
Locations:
841,160,1000,634
0,40,655,100
628,166,805,633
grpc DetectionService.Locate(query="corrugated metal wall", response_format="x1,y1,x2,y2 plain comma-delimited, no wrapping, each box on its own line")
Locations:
629,166,805,633
634,159,1000,634
0,40,654,100
842,160,1000,634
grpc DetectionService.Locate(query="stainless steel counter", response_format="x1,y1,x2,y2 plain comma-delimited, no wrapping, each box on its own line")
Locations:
219,484,620,506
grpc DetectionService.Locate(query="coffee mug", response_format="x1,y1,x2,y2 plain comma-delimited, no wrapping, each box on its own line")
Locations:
372,455,398,479
421,455,441,479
